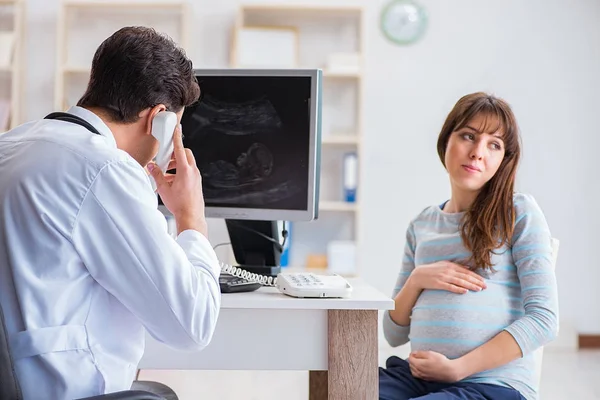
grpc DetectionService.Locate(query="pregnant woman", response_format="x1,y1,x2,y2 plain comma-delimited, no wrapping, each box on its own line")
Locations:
379,92,558,400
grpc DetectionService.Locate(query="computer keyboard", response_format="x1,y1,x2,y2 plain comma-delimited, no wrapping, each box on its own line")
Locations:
219,274,261,293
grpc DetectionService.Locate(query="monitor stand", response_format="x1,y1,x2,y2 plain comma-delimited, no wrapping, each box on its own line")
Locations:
225,219,283,278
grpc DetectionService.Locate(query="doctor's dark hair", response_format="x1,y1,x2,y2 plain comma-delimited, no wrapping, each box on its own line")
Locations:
437,92,521,271
77,26,200,123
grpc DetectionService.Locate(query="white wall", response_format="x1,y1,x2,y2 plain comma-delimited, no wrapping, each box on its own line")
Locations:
360,0,600,335
24,0,600,333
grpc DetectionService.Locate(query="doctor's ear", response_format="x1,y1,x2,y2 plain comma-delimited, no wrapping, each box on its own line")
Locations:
140,104,167,120
140,105,167,136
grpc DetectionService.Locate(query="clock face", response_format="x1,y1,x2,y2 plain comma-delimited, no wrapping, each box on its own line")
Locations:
381,0,428,45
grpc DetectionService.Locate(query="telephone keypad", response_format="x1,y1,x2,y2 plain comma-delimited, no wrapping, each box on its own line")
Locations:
288,274,327,288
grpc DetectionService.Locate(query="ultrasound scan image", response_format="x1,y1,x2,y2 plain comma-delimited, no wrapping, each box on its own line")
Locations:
181,76,311,211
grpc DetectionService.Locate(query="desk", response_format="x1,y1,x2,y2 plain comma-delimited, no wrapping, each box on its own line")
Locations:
139,278,394,400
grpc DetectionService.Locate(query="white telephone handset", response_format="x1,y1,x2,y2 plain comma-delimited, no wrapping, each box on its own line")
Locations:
219,261,353,298
150,111,178,191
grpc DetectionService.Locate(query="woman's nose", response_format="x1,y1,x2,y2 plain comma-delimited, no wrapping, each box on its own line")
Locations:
469,145,484,160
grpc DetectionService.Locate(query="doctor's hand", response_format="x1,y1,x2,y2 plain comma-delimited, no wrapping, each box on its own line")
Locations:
408,261,487,294
408,351,466,383
148,126,208,237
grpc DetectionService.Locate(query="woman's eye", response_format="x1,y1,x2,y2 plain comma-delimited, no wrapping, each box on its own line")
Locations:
462,133,474,141
491,142,502,150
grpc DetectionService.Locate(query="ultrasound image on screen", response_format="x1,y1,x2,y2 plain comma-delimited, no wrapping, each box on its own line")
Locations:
180,76,311,211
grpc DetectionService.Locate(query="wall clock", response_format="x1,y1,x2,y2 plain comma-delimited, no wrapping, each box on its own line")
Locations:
381,0,428,45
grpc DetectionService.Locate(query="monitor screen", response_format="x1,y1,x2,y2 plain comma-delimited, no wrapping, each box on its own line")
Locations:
178,69,321,221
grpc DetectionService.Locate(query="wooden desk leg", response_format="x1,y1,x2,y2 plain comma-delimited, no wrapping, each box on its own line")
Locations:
309,371,328,400
308,309,378,400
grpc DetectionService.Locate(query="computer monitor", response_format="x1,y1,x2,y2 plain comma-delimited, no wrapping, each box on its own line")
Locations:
178,68,322,275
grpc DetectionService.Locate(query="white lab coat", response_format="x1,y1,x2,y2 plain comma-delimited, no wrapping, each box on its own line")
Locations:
0,107,221,399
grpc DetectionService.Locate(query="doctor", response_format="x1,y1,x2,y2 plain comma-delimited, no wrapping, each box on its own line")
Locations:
0,27,221,399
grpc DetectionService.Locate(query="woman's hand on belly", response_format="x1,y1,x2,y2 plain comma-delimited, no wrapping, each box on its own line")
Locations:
408,350,467,383
410,261,487,294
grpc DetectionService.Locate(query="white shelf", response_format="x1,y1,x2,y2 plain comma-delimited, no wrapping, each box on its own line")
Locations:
59,65,363,79
62,1,186,9
55,2,189,111
232,4,364,271
319,201,357,212
322,135,359,145
323,70,361,79
240,4,363,16
0,0,24,131
62,66,90,74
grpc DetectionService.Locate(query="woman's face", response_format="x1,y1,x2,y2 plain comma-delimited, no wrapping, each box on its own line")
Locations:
444,113,506,194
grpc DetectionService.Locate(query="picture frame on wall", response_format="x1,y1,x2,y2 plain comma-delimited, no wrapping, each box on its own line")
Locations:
232,26,299,68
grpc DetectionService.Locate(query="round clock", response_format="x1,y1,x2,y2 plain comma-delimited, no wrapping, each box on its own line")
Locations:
380,0,428,45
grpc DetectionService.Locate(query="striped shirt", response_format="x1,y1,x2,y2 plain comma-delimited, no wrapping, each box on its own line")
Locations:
383,193,559,400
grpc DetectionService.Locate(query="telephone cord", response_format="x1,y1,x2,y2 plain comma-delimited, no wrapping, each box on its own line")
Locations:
219,261,278,286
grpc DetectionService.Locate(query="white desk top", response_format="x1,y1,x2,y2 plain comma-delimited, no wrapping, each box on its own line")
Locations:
220,278,394,310
141,278,393,371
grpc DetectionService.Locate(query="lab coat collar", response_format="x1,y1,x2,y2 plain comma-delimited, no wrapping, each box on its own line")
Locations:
66,106,117,148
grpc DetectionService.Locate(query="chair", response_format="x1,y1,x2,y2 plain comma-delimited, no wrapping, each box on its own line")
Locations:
531,238,559,389
0,300,177,400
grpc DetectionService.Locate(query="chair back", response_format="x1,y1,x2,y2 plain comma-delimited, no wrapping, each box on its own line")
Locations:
0,300,22,400
531,238,559,389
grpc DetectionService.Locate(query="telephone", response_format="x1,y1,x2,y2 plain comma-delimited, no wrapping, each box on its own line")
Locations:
150,111,178,191
219,261,353,298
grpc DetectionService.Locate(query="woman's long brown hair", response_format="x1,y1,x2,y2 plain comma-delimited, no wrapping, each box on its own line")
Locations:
437,93,521,271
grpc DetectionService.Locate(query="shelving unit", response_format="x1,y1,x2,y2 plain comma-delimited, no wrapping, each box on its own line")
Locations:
54,1,190,111
0,0,25,132
230,4,365,275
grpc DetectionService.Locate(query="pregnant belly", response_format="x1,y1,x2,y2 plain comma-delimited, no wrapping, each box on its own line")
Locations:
409,289,519,358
